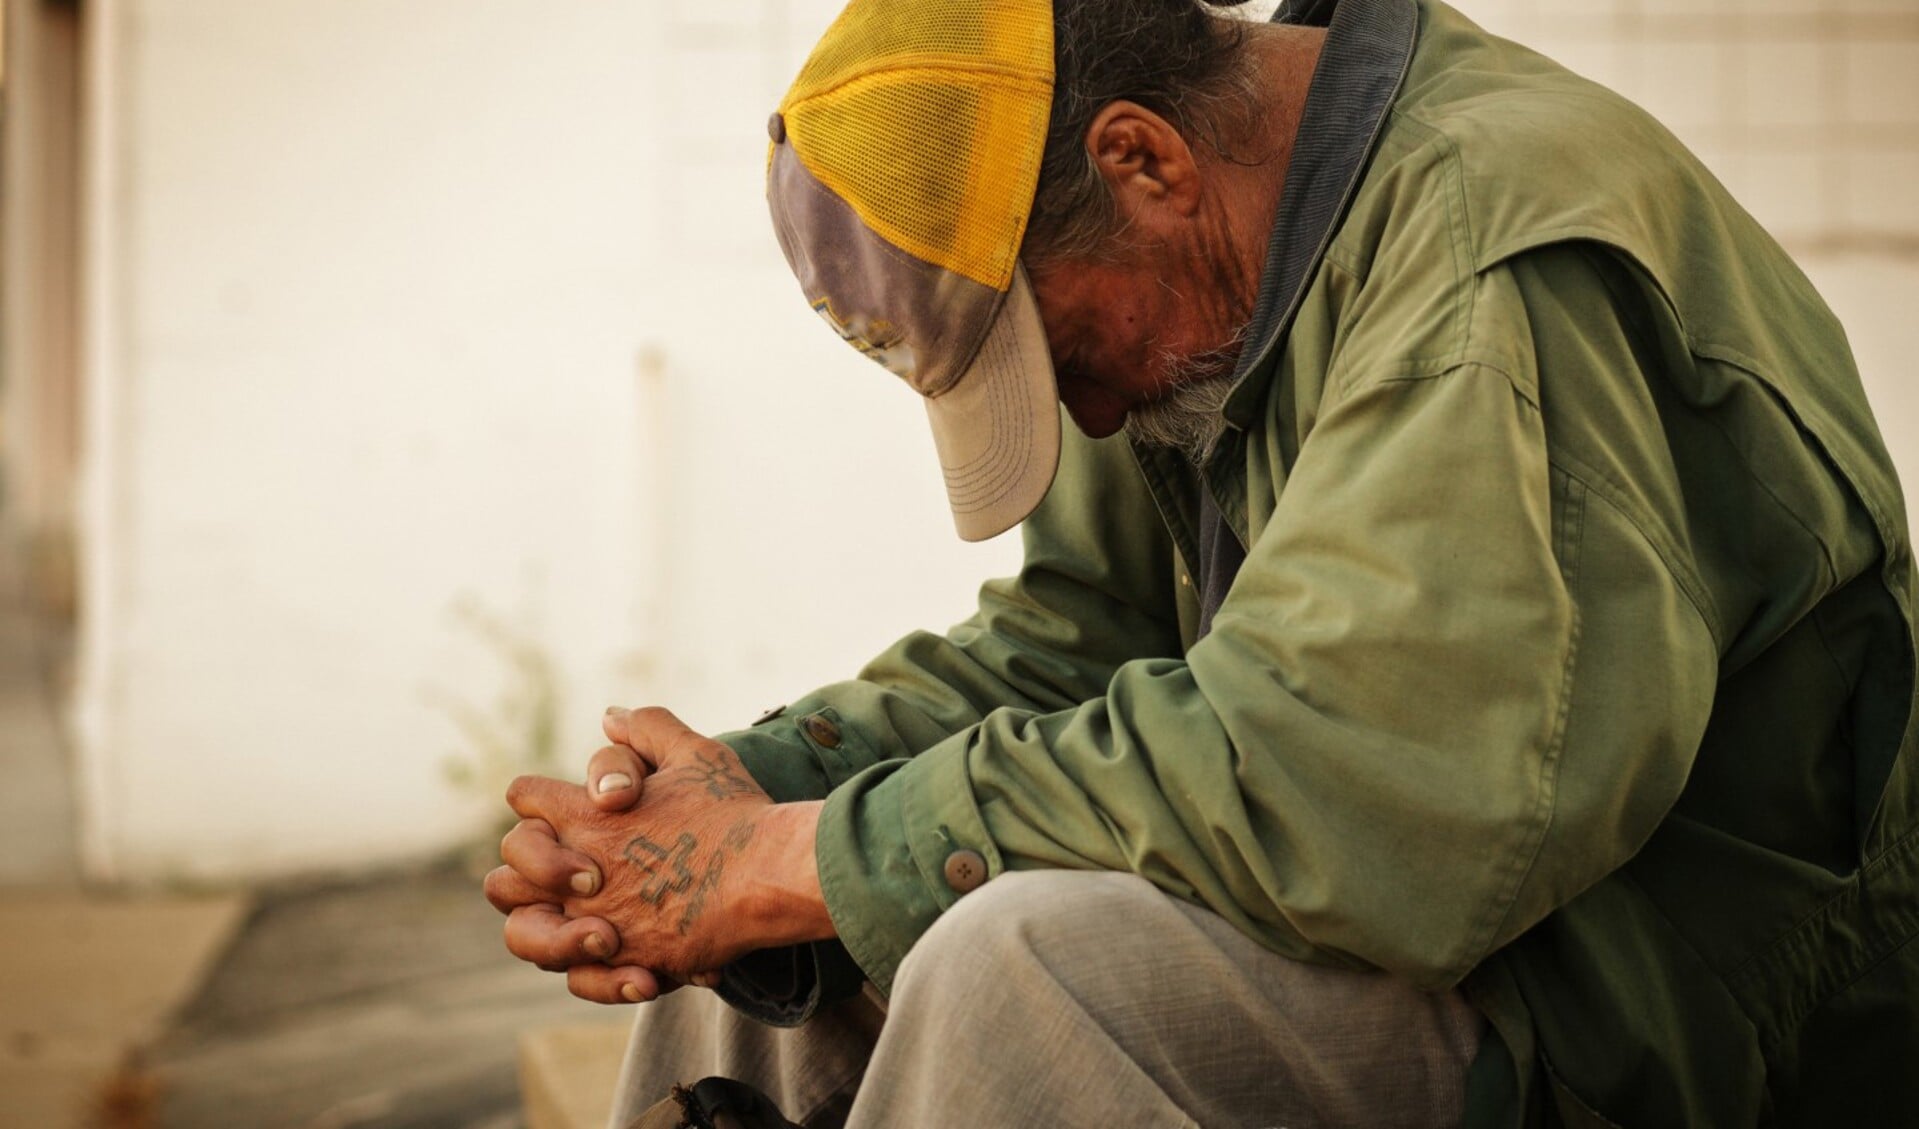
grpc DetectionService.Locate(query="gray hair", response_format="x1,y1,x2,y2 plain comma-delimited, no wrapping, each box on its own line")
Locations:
1025,0,1265,267
1122,319,1249,463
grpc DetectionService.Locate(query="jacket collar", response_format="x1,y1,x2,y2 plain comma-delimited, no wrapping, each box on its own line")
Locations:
1222,0,1419,429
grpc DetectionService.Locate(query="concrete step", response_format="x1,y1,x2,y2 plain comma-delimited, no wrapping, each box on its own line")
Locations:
0,891,248,1129
519,1020,632,1129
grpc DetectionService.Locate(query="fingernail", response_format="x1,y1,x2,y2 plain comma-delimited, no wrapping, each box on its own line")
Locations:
597,772,634,794
570,870,599,896
583,932,611,958
620,983,647,1003
604,705,627,716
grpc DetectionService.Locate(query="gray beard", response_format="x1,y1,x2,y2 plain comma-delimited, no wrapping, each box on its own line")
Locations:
1123,330,1248,465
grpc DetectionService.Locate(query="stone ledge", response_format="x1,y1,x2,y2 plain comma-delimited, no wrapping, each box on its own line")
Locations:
519,1020,632,1129
0,891,248,1129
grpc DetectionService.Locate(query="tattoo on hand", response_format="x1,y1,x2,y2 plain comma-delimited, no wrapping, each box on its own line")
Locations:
687,748,761,800
678,820,756,934
620,819,758,934
622,832,698,905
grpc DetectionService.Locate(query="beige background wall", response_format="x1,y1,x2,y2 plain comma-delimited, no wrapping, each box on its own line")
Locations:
20,0,1915,882
61,0,1019,881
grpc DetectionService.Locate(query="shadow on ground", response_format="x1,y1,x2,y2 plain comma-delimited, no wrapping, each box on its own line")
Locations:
148,861,617,1129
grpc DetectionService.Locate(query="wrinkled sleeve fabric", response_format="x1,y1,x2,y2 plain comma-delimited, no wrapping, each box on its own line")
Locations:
815,247,1722,993
708,426,1185,1022
717,423,1187,806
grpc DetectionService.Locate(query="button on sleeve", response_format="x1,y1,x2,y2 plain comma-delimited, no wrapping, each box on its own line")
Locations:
800,713,843,748
942,849,988,894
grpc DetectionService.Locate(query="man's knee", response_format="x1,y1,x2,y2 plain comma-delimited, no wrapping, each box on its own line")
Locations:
892,869,1157,1001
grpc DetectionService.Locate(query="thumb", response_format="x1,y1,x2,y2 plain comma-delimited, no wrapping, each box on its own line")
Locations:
601,705,697,769
585,743,646,812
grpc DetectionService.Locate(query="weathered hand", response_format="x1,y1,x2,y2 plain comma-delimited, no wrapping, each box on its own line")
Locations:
484,717,655,915
499,707,831,1004
483,712,671,1001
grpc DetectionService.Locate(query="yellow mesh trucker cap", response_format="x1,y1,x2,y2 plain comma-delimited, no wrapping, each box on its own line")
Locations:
766,0,1058,542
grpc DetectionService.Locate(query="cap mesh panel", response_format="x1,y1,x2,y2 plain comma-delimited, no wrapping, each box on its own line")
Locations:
779,0,1052,290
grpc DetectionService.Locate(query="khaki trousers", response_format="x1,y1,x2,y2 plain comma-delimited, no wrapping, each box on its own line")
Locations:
607,871,1483,1129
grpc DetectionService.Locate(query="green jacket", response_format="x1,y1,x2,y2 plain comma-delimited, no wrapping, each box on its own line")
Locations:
725,0,1919,1123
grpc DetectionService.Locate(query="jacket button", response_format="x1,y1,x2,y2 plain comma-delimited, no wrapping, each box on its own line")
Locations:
942,849,987,894
799,713,841,748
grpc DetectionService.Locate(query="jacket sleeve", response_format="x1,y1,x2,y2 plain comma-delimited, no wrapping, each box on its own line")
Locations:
718,420,1188,805
812,249,1723,993
706,418,1189,1024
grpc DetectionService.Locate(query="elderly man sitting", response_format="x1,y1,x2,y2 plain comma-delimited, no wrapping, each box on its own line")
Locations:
486,0,1919,1125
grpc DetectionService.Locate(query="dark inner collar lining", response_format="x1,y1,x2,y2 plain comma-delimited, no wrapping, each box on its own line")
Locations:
1222,0,1420,428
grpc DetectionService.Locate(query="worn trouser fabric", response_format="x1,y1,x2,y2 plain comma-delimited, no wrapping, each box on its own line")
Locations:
607,871,1484,1129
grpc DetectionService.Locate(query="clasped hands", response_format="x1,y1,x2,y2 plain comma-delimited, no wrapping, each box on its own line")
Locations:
485,705,831,1004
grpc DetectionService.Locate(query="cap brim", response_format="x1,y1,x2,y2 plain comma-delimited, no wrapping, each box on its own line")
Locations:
924,266,1060,542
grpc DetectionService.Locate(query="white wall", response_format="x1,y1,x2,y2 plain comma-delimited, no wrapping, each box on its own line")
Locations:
73,0,1017,882
67,0,1916,881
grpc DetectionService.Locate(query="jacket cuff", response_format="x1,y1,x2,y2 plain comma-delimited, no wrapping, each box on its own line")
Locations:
713,938,866,1028
720,700,881,803
814,732,1003,993
711,702,884,1023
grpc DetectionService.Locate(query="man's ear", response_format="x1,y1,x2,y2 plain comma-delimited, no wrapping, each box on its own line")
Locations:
1085,100,1203,225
